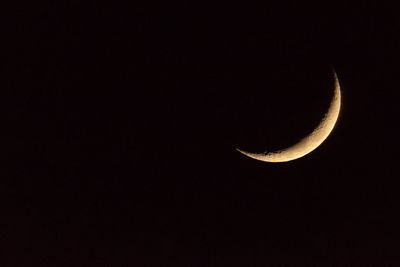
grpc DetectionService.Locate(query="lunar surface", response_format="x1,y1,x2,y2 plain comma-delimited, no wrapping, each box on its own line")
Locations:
236,71,341,163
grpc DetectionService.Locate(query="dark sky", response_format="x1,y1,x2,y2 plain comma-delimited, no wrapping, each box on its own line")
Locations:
1,4,399,266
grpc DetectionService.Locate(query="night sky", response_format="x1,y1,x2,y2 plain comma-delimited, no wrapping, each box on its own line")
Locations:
1,4,399,266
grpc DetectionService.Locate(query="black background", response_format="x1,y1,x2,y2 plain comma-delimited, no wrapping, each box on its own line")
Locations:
1,3,399,266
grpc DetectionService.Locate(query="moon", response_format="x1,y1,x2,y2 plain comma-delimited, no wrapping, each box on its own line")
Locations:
236,71,341,163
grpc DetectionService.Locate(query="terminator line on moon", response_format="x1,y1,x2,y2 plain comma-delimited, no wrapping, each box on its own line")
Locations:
236,71,341,163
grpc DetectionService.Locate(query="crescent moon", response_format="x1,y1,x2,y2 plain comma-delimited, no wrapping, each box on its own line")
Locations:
236,71,341,163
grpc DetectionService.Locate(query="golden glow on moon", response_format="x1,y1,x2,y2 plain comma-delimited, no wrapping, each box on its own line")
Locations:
236,71,341,163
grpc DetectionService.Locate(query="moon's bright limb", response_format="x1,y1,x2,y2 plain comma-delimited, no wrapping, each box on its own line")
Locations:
236,71,341,163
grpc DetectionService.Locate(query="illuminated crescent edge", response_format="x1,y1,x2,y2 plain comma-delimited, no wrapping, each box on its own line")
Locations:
236,71,341,163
